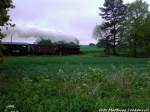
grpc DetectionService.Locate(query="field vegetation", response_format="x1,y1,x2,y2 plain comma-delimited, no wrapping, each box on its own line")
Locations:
0,46,150,112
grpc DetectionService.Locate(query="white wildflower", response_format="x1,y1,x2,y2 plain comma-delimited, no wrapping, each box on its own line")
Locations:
4,104,19,112
6,105,15,109
58,69,64,73
82,83,89,88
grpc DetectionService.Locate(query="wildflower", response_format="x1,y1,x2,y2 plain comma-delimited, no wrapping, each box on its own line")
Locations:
4,104,19,112
58,69,64,73
82,83,89,88
6,105,15,109
77,86,81,89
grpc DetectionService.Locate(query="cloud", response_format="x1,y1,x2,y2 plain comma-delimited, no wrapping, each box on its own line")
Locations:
8,0,101,44
2,25,79,44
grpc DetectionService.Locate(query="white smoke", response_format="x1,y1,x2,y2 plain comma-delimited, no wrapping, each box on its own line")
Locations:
2,25,79,44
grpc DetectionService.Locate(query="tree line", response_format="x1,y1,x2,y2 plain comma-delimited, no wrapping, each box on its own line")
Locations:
36,38,79,47
93,0,150,57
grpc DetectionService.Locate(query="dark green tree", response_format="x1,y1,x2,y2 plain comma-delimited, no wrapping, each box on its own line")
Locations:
99,0,127,55
138,15,150,56
0,0,14,56
121,0,149,57
89,43,95,46
36,38,53,45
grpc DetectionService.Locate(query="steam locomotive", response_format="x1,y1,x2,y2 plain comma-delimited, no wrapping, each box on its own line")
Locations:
2,42,80,56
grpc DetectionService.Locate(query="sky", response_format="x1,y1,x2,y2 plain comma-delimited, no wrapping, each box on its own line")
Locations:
3,0,150,45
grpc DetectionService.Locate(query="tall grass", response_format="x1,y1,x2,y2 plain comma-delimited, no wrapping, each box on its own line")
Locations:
0,65,149,112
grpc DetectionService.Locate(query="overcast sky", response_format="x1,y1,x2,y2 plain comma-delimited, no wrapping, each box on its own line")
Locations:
6,0,150,44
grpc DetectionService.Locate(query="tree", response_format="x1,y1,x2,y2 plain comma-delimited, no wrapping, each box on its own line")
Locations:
93,25,113,54
36,38,53,45
92,25,103,41
89,43,95,46
0,0,14,56
138,15,150,56
121,0,149,57
99,0,127,55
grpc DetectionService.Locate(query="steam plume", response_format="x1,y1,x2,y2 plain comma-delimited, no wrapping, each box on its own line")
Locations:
2,25,79,44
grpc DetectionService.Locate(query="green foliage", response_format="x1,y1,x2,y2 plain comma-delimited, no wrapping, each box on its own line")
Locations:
95,0,150,57
0,65,149,111
119,0,150,57
93,25,113,55
89,43,95,46
99,0,127,55
36,39,79,50
36,39,53,45
0,0,14,57
0,0,14,37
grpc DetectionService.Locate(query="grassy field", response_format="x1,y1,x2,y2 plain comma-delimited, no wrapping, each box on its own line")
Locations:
0,45,150,112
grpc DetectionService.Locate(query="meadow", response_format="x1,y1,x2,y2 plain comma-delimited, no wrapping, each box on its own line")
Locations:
0,46,150,112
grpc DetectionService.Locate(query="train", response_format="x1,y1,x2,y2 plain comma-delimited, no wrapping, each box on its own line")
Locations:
2,42,80,56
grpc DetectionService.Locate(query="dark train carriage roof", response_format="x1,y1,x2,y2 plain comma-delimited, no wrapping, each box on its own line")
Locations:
2,42,80,48
2,42,31,45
